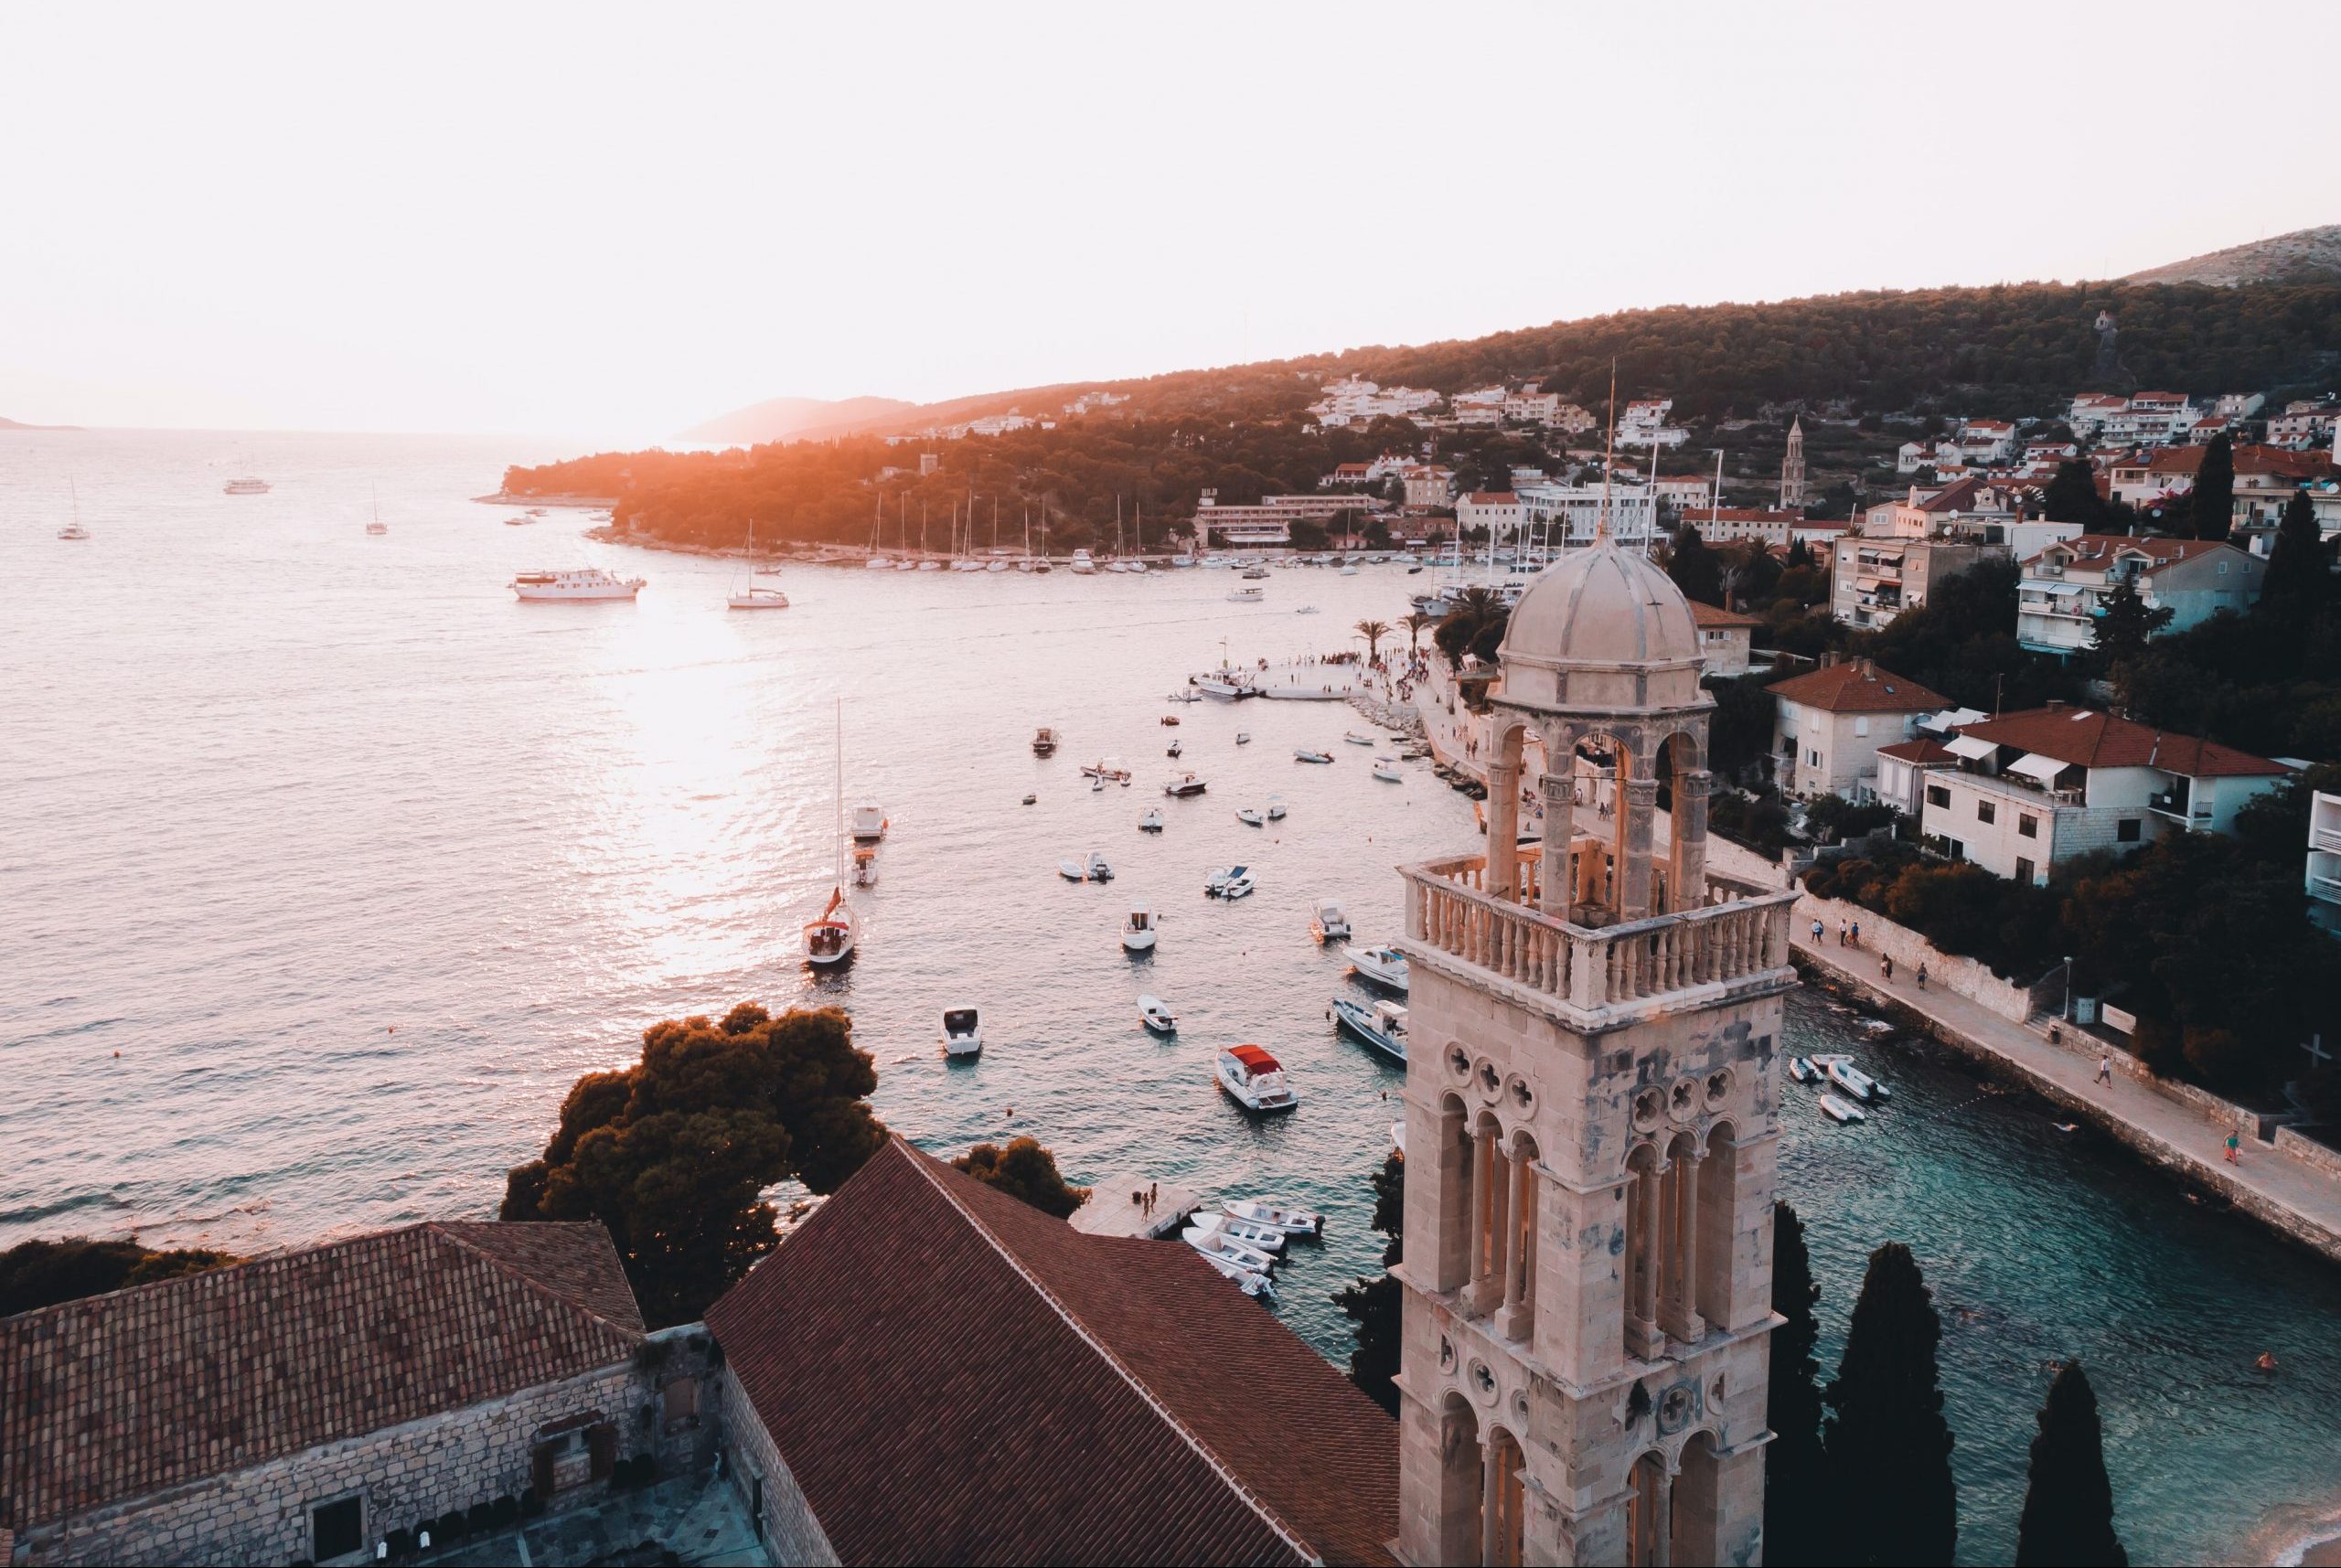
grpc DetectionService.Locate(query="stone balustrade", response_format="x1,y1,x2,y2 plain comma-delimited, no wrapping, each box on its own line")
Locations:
1404,853,1796,1015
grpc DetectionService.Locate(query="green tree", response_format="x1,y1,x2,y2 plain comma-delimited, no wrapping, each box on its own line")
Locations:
2088,578,2173,667
1764,1202,1829,1564
2042,460,2106,528
2190,432,2234,542
954,1136,1089,1217
2261,487,2331,623
1363,515,1394,550
1668,523,1725,606
2015,1361,2127,1566
1823,1242,1958,1564
1287,517,1329,551
1332,1151,1405,1415
0,1238,240,1317
1434,586,1511,669
501,1002,885,1326
1356,618,1392,661
1402,609,1438,652
1785,536,1815,571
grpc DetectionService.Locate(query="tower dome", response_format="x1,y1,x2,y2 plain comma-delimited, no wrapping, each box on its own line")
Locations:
1497,538,1705,713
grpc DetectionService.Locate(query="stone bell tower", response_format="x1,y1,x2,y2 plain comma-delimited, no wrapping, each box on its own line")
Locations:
1391,537,1800,1565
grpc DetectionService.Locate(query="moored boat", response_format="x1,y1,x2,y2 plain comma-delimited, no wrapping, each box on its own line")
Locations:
1294,748,1334,764
1205,865,1256,900
1138,994,1178,1033
1266,794,1287,819
1342,731,1375,746
1819,1093,1867,1125
940,1007,982,1059
511,567,647,602
1181,1224,1278,1274
1345,944,1410,993
1215,1045,1299,1115
1235,806,1264,827
1372,756,1402,782
850,804,888,843
1788,1056,1818,1085
1311,898,1351,943
1032,727,1060,756
1122,907,1158,952
1162,772,1208,797
1223,1197,1323,1235
1826,1060,1884,1103
1331,996,1408,1064
1187,1210,1287,1253
1138,807,1164,832
1190,1245,1276,1299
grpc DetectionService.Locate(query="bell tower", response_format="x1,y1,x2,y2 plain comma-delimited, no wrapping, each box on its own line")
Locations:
1392,539,1800,1565
1779,418,1807,512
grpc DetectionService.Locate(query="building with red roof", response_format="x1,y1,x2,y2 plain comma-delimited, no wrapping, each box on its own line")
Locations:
1767,658,1947,799
2016,533,2261,658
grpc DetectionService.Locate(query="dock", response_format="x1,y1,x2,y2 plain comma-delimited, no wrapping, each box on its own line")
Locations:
1071,1174,1201,1240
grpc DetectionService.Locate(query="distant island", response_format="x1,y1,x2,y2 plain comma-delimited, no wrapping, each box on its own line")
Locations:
0,415,83,431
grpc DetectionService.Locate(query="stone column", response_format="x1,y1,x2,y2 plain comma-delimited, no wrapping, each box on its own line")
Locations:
1413,1101,1476,1294
1497,1153,1534,1342
1619,776,1660,923
1399,1389,1484,1568
1483,1137,1512,1317
1665,1149,1705,1342
1538,762,1576,919
1671,767,1712,912
1627,1157,1664,1360
1488,755,1521,901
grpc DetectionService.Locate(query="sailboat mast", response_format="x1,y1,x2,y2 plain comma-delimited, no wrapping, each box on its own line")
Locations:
834,698,845,888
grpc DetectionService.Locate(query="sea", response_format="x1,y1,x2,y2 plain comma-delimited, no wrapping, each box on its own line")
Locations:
4,429,2337,1564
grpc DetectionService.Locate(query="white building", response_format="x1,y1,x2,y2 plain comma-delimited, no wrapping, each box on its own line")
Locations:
1453,386,1508,426
1618,398,1690,448
1309,377,1443,427
2015,535,2261,659
2069,390,2198,447
2268,404,2339,449
2106,445,2206,507
1514,483,1660,547
1768,658,1948,801
2309,790,2341,935
1919,705,2292,883
1957,419,2016,463
1689,601,1763,677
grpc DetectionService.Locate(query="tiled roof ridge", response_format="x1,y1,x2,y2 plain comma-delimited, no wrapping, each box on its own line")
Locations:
898,1142,1322,1565
0,1220,432,1327
426,1221,645,1338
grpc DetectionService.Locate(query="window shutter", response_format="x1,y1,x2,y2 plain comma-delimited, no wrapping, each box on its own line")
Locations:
533,1444,556,1499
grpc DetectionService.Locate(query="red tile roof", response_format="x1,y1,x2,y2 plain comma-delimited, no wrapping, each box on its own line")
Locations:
2026,534,2245,575
1952,707,2288,777
707,1137,1399,1566
1767,660,1946,714
1876,739,1955,765
2233,444,2338,481
1,1222,641,1531
1689,601,1764,628
1464,491,1519,506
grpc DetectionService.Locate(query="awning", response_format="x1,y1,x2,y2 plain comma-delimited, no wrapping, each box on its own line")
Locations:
1945,734,1999,761
2033,581,2086,597
2005,752,2070,784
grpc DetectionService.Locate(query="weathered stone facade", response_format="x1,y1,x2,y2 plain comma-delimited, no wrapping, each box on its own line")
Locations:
711,1362,839,1567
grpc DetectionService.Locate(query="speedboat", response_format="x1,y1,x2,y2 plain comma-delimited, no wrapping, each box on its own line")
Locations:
1294,748,1333,764
1206,865,1256,900
1311,899,1351,943
1372,756,1402,783
510,568,647,602
850,847,879,887
940,1007,982,1059
1826,1060,1884,1103
1162,772,1208,798
1138,807,1165,832
1331,996,1408,1065
1343,731,1375,746
1032,727,1061,757
1223,1197,1323,1235
1241,566,1270,581
1266,795,1287,820
1346,944,1410,993
1190,1246,1277,1299
1235,806,1265,827
1182,1224,1277,1274
1123,907,1158,952
1167,739,1184,758
1819,1093,1867,1125
802,888,857,967
1189,1210,1287,1253
1226,585,1265,603
1788,1056,1819,1085
1138,994,1178,1033
850,804,888,843
1215,1045,1299,1115
1085,850,1114,881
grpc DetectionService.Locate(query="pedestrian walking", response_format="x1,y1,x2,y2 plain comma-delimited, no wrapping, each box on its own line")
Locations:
2225,1133,2241,1165
1838,921,1847,947
1915,962,1928,991
2096,1053,2113,1087
1881,953,1894,981
1850,921,1860,949
1811,919,1824,944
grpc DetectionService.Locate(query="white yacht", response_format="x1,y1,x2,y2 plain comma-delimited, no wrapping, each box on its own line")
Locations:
1122,907,1159,953
728,521,789,609
510,568,647,602
1181,1224,1278,1275
1311,899,1351,943
850,804,888,843
1215,1044,1299,1115
1331,997,1408,1065
940,1008,982,1060
1138,994,1178,1033
863,555,893,570
1162,772,1208,797
1222,1197,1323,1235
1235,806,1265,827
1345,944,1410,993
1068,549,1096,574
1188,1210,1287,1254
223,476,270,496
1294,748,1333,764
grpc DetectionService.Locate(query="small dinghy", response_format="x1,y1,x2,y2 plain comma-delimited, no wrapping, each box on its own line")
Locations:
1122,907,1158,953
1372,756,1402,782
939,1007,982,1060
1266,794,1287,820
1138,807,1165,832
1215,1045,1299,1115
1788,1056,1819,1085
1294,748,1333,764
1826,1060,1881,1103
1223,1197,1323,1235
1189,1210,1287,1253
1343,731,1375,746
1235,806,1266,827
1182,1224,1278,1275
1022,794,1037,805
1138,994,1178,1033
1190,1246,1277,1299
1819,1093,1867,1125
1058,859,1088,881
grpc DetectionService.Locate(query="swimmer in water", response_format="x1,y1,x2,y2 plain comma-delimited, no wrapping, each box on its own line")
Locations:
2255,1351,2278,1372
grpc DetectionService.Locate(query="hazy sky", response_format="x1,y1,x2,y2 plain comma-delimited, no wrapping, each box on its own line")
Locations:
4,2,2336,443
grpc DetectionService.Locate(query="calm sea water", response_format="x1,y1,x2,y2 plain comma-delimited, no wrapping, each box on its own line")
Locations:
4,431,2336,1563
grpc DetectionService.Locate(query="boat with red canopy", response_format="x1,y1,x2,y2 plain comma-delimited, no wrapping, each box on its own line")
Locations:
1214,1043,1299,1115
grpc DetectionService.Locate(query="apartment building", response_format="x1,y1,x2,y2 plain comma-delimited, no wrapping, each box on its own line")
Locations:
2310,790,2341,935
1769,658,1946,800
2015,534,2261,658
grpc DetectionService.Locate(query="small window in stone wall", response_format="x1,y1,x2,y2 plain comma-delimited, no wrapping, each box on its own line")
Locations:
662,1375,700,1431
311,1495,364,1563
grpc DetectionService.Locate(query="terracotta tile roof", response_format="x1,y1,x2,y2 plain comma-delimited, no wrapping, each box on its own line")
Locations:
1767,660,1945,714
1953,707,2288,777
2025,534,2244,575
1680,507,1798,525
1689,601,1764,628
1464,491,1519,506
2233,444,2338,481
1919,475,1986,513
1876,739,1955,764
707,1137,1399,1567
1,1222,641,1531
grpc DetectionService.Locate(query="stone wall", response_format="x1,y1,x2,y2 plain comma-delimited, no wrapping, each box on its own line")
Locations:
1792,889,2038,1023
712,1362,839,1567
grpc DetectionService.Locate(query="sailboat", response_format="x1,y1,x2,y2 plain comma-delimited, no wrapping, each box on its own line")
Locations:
728,518,790,609
366,481,388,535
57,478,90,540
803,700,859,966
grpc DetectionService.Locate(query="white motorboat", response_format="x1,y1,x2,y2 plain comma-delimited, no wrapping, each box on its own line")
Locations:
1222,1197,1324,1235
1311,899,1352,943
1171,554,1198,568
1188,1210,1287,1253
1342,731,1375,746
1086,850,1115,881
1235,806,1265,827
1331,996,1408,1065
1190,1245,1277,1299
223,476,270,495
511,567,647,602
940,1007,982,1059
1788,1056,1819,1085
1032,727,1061,757
728,520,790,609
1295,604,1320,614
1346,944,1410,993
1294,748,1333,764
1819,1093,1867,1125
1138,807,1165,832
1123,907,1159,952
1241,566,1269,581
1182,1224,1278,1274
1162,772,1208,797
917,560,942,571
1826,1060,1884,1103
863,556,893,570
1215,1044,1299,1115
1068,549,1096,574
1235,732,1252,745
952,558,984,572
1372,756,1403,783
1167,739,1184,758
1226,585,1266,603
851,846,879,888
1138,994,1178,1033
1206,865,1256,900
850,804,888,843
1195,671,1253,699
1266,794,1287,820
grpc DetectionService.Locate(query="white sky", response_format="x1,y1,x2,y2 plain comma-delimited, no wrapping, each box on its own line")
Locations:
3,1,2336,443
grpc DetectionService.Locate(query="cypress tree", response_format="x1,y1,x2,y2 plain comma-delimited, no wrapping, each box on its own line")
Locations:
2043,459,2105,528
1763,1202,1829,1563
1822,1242,1958,1564
1668,524,1725,606
2262,487,2331,623
2015,1360,2127,1566
2190,432,2235,541
2090,578,2173,667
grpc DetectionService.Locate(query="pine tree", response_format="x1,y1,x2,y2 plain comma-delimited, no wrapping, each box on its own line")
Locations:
2190,432,2235,542
1822,1242,1958,1564
1763,1202,1829,1563
1668,524,1725,606
2261,487,2331,623
2015,1360,2127,1566
2090,578,2173,667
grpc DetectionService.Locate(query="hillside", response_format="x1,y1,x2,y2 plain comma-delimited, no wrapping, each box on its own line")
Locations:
0,415,81,431
2126,224,2341,288
679,393,915,445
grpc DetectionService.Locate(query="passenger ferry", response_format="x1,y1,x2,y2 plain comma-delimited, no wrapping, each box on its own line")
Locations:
510,567,647,601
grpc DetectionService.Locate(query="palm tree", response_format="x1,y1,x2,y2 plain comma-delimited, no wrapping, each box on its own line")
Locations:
1355,619,1392,663
1402,610,1438,651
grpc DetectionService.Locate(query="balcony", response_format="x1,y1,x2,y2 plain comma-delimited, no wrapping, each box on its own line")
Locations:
2311,873,2341,907
2314,825,2341,854
1401,848,1797,1027
2147,786,2212,826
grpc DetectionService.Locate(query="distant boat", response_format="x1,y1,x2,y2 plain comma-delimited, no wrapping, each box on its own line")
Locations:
1266,794,1286,820
803,701,859,967
223,476,270,496
1235,806,1265,827
1138,807,1165,833
1819,1093,1867,1125
1311,899,1351,943
511,568,645,602
728,519,790,609
1226,584,1265,603
1215,1045,1299,1115
1343,732,1375,746
1372,756,1402,783
1032,727,1061,757
366,482,388,535
1331,996,1408,1065
1205,865,1256,900
1138,994,1178,1033
1222,1197,1323,1235
851,846,879,887
941,1007,982,1060
57,479,89,540
1122,907,1159,953
1346,944,1410,993
850,804,889,843
1069,549,1096,574
1294,748,1333,764
1162,772,1208,798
